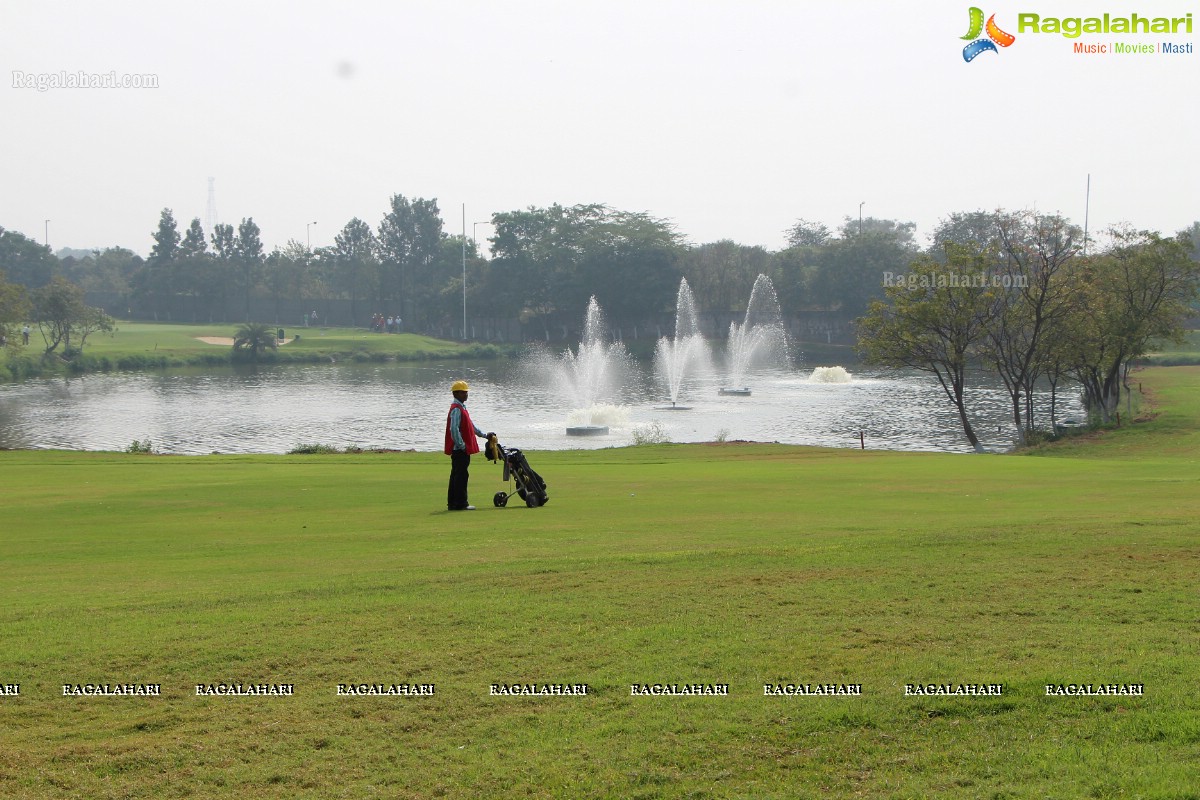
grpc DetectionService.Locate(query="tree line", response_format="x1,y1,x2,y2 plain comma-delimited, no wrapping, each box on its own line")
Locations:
857,211,1200,447
0,198,1001,336
3,198,1198,363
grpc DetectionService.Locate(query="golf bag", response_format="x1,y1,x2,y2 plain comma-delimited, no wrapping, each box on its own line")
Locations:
486,435,549,508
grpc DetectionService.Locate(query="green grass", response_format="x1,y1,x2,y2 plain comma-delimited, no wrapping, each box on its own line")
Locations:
2,368,1200,798
1145,329,1200,366
3,321,505,380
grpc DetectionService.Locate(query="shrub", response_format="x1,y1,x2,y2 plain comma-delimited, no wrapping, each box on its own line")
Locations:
631,421,671,445
288,443,343,454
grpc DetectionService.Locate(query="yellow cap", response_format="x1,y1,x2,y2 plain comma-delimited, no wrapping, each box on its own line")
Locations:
451,380,469,392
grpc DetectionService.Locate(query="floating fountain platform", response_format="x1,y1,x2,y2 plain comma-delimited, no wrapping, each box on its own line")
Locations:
719,387,752,396
566,425,608,436
654,402,692,411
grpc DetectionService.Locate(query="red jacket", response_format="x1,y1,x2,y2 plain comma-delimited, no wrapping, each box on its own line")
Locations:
444,400,481,455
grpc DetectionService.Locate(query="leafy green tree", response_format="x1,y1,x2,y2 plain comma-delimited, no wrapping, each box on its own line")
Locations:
64,247,143,295
234,218,265,321
332,218,379,327
32,276,86,354
0,226,57,289
378,195,444,323
985,211,1081,441
180,218,208,257
211,223,237,260
264,241,316,324
488,203,603,321
857,246,1000,451
681,240,770,328
1057,229,1200,421
488,204,682,330
579,211,681,323
131,209,182,320
232,322,277,359
808,230,918,316
0,269,31,357
30,276,113,356
783,219,831,248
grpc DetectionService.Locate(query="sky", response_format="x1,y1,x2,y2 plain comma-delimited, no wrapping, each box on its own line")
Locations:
3,0,1197,256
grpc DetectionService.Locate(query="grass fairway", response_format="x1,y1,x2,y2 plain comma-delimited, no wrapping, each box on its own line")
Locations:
83,321,483,359
2,368,1199,799
4,321,491,379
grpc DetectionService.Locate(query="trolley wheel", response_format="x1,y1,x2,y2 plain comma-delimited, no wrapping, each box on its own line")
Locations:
525,494,541,508
493,492,508,508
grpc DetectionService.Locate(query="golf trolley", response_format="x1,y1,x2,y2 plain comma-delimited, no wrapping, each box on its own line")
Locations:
486,435,549,508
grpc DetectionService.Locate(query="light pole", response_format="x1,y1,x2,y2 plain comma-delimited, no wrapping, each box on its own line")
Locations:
461,205,467,339
306,221,317,250
472,221,492,258
461,217,493,341
858,202,865,236
44,219,50,248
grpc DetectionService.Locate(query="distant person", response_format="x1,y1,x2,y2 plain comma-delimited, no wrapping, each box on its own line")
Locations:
311,310,318,326
22,324,30,345
444,380,490,511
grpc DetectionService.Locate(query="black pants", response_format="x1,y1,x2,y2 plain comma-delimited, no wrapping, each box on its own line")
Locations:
448,451,471,509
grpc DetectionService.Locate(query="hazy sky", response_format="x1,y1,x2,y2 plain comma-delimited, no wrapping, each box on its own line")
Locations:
3,0,1197,256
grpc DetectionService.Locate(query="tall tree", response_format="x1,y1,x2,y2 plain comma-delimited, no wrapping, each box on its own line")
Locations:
1058,229,1200,421
180,218,208,257
29,277,111,355
377,195,444,324
681,240,769,330
332,218,379,327
0,269,31,357
0,226,57,289
857,246,1000,451
985,211,1081,442
488,204,682,331
234,218,264,321
783,219,831,248
807,226,918,316
134,208,182,320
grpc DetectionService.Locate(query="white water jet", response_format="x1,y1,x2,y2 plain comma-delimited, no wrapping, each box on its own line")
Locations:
654,277,712,407
525,296,632,433
724,274,789,392
566,404,630,428
809,366,852,383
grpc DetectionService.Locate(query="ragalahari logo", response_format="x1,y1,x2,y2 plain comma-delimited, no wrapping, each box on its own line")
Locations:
961,7,1016,61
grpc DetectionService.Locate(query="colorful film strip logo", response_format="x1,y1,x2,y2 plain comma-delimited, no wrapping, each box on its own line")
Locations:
962,7,1016,61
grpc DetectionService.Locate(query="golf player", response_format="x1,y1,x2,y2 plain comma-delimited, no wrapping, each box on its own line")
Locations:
444,380,489,511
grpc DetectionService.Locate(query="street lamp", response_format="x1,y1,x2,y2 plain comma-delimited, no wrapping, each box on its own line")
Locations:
306,221,317,250
44,219,50,248
461,216,494,340
472,221,492,258
858,202,865,236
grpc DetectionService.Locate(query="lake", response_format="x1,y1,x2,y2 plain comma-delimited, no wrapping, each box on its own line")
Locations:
0,358,1082,455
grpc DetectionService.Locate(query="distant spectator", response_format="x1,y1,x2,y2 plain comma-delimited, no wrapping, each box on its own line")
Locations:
22,324,30,345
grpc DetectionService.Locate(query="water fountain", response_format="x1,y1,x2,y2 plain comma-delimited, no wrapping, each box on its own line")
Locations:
549,296,632,435
808,366,852,383
721,274,789,396
654,278,712,410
